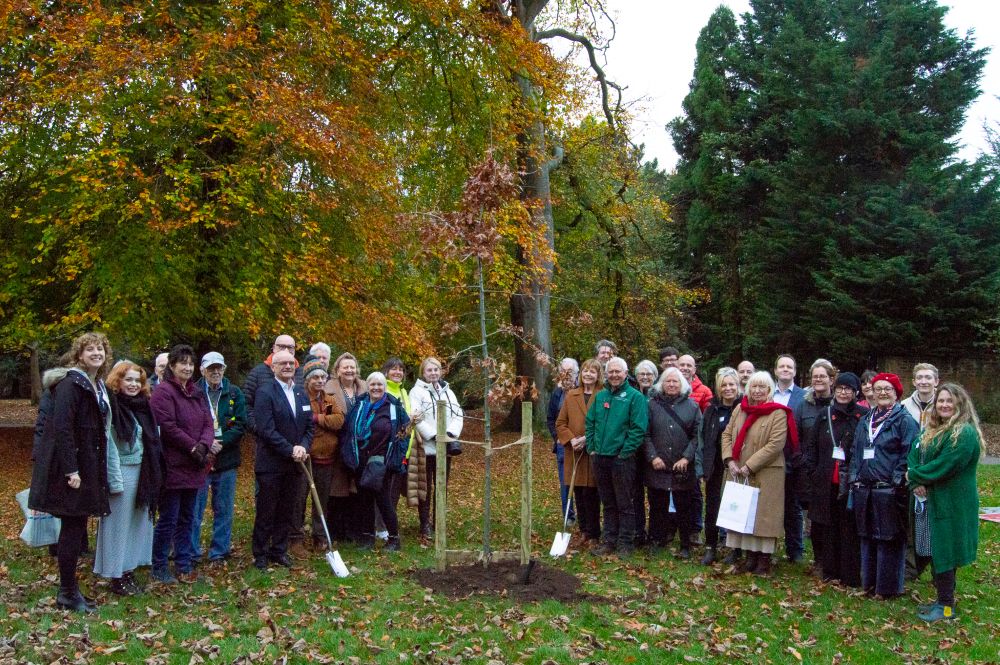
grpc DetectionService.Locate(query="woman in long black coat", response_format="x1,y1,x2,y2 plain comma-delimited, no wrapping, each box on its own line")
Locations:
29,332,114,612
643,367,702,559
700,367,741,565
802,372,868,585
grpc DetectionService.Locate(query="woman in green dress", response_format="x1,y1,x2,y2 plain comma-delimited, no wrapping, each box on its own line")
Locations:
906,383,982,622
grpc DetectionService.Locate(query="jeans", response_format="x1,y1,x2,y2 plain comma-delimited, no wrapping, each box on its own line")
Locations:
783,469,804,560
153,488,199,573
691,482,704,531
555,445,575,521
359,473,400,538
860,535,906,597
192,469,237,560
593,454,637,549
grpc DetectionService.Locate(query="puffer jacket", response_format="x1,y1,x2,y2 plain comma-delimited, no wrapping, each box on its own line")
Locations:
410,378,463,456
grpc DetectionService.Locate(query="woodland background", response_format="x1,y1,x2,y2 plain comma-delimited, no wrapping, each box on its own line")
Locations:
2,0,999,421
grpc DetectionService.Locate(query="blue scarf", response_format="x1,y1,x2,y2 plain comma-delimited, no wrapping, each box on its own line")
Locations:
353,394,387,447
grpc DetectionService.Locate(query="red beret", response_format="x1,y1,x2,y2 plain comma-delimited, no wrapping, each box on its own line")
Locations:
871,372,904,399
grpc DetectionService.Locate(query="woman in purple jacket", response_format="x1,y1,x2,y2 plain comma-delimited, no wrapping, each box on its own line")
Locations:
149,344,216,584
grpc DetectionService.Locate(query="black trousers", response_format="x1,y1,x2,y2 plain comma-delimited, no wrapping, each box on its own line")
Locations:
418,454,452,531
934,568,956,606
573,486,601,539
633,457,647,543
56,514,88,590
252,471,297,558
359,473,399,538
811,488,862,586
593,454,636,549
703,466,724,548
647,487,695,546
328,494,356,543
288,466,309,543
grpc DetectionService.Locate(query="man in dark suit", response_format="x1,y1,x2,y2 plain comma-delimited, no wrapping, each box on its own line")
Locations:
773,353,806,562
251,350,314,570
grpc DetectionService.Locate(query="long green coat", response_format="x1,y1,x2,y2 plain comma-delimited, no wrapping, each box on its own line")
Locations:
907,424,981,573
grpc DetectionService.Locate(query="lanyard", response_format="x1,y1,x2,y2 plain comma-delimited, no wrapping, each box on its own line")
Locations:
204,383,222,433
867,413,887,446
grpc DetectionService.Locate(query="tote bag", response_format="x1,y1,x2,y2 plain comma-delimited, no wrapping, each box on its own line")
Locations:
15,489,61,547
716,479,759,534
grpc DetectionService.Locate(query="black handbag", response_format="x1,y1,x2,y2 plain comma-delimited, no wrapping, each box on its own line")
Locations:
359,455,387,491
446,438,462,456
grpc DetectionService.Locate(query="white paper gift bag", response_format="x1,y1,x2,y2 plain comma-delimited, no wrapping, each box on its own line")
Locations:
716,479,759,534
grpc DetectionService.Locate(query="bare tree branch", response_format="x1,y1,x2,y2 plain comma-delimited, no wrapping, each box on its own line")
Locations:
534,27,621,131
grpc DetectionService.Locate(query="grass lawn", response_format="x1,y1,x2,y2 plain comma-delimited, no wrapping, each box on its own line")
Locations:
1,426,998,664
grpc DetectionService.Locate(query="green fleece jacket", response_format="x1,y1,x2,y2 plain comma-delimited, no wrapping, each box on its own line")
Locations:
585,380,648,458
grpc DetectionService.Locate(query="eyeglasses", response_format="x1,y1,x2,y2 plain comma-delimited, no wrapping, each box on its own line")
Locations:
273,361,296,367
275,344,295,350
834,386,855,392
873,387,895,394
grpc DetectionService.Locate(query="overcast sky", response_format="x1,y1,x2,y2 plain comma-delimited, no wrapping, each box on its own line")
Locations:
588,0,1000,169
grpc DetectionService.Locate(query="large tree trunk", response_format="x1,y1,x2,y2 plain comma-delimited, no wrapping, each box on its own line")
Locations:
502,71,556,430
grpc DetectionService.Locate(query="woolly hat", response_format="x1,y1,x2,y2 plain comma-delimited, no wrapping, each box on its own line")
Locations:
834,371,861,395
302,356,328,382
871,372,903,399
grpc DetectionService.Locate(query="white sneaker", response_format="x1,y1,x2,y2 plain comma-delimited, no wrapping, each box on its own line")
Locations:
376,530,389,542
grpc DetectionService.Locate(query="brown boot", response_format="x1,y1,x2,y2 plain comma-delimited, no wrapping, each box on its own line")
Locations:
739,551,759,574
753,553,772,577
288,540,309,559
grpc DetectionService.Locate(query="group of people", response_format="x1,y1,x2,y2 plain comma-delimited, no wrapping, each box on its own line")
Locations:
28,332,463,613
26,332,982,624
546,341,983,623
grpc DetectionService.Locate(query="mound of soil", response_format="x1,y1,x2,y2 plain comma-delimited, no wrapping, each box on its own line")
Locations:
412,560,603,604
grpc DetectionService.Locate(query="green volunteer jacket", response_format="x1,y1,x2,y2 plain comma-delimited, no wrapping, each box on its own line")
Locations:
585,380,648,458
907,423,981,574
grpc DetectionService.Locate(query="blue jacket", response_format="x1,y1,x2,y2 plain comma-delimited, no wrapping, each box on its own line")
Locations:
254,378,315,474
785,384,805,411
547,386,566,452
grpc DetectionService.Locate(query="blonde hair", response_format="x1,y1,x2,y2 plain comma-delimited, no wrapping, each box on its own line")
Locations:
913,363,939,379
106,361,151,397
809,358,838,381
419,356,443,377
715,367,741,397
919,383,984,452
64,332,113,380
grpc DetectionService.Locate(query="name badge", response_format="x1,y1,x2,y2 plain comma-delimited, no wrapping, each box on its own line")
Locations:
832,447,846,461
863,447,875,460
719,416,726,422
302,404,311,412
214,427,223,438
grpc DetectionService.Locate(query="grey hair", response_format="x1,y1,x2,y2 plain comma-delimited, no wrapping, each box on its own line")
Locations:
561,357,580,377
366,371,387,386
746,370,777,400
309,342,331,357
594,339,617,355
651,366,690,397
634,360,659,382
606,356,628,373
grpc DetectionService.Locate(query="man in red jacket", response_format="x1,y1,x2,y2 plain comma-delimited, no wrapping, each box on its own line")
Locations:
678,354,713,412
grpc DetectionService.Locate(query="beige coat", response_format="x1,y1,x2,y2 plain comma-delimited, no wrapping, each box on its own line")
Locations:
322,377,364,497
555,387,598,488
720,406,787,538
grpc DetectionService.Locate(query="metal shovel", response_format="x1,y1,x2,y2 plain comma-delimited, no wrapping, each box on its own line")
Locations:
299,460,350,578
549,450,580,557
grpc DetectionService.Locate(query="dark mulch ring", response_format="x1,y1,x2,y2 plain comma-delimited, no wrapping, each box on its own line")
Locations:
412,560,606,604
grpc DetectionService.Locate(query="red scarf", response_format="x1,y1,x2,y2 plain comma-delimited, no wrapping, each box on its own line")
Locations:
732,396,799,462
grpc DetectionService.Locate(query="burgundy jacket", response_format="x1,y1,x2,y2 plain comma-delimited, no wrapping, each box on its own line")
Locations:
151,376,215,490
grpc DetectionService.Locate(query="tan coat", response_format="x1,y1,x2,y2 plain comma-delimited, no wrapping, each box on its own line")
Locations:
321,378,362,497
309,392,345,461
720,405,787,538
555,387,598,488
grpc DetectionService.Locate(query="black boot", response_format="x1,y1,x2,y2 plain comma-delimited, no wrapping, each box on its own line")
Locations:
57,586,95,613
723,548,742,566
740,551,760,574
701,547,717,565
385,536,401,552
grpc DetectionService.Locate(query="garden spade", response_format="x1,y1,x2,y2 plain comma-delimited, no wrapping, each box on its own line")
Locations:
299,460,350,578
549,451,580,557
